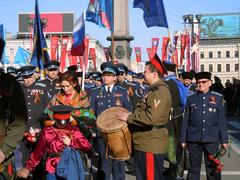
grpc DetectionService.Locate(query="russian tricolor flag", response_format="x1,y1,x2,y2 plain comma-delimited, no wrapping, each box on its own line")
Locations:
71,13,85,56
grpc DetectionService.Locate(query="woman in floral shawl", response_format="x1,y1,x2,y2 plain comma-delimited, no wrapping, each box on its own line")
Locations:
43,70,96,139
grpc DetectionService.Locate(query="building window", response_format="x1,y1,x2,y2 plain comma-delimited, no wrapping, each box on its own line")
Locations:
235,50,239,58
217,51,221,58
226,51,230,58
217,64,221,72
209,51,213,58
200,64,204,72
209,64,213,72
200,52,204,58
226,64,230,72
235,64,239,72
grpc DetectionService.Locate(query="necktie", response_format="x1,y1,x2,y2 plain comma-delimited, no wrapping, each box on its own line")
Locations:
107,86,111,96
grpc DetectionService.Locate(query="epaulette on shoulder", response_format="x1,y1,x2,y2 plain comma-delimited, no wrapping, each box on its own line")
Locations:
35,82,46,87
211,91,222,97
91,86,101,91
126,82,136,86
116,85,127,91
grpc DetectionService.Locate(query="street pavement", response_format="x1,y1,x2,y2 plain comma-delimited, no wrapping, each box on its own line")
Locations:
126,115,240,180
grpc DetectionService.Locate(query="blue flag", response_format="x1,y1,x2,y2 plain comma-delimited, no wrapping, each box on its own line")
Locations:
86,0,113,31
14,47,30,66
133,0,168,28
30,0,50,69
0,24,9,64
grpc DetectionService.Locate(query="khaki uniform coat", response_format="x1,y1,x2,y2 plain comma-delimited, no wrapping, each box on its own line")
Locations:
128,79,172,154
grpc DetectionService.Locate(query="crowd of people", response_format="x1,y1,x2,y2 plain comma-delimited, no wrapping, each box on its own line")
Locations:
0,39,234,180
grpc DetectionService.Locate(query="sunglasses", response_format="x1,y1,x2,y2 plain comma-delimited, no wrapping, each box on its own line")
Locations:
197,80,209,84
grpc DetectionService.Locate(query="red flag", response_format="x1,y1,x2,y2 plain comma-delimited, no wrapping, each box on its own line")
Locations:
90,48,97,69
180,34,186,66
134,47,141,62
152,38,159,55
147,48,154,60
103,47,110,62
172,35,179,67
186,32,191,71
60,37,69,72
84,37,90,72
161,37,170,61
50,36,59,60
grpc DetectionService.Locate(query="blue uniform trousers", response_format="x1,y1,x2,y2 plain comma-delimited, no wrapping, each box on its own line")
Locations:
187,142,221,180
134,150,165,180
97,138,125,180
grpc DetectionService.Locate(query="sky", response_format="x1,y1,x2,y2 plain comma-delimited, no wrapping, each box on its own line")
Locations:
0,0,240,60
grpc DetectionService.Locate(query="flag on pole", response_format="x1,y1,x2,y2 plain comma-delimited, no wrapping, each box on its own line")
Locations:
86,0,113,31
50,36,59,60
161,37,170,61
0,24,9,64
134,47,142,62
14,47,30,66
133,0,168,28
71,12,85,56
30,0,50,69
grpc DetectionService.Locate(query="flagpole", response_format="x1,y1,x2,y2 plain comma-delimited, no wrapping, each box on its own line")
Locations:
111,0,114,63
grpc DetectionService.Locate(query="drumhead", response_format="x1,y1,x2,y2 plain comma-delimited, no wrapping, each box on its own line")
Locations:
96,107,129,132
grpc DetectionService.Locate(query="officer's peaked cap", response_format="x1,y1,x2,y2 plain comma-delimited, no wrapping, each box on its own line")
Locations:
100,62,119,75
18,65,36,78
44,60,60,70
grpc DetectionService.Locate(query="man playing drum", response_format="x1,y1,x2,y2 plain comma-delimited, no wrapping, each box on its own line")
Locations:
116,54,172,180
90,62,132,180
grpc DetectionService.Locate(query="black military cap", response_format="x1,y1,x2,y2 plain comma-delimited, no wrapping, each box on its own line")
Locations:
49,105,74,121
7,66,17,74
163,62,176,72
116,63,128,74
85,72,91,79
92,71,102,81
100,62,119,75
137,73,144,79
44,60,60,70
182,72,194,80
67,65,78,72
18,65,36,78
195,72,212,81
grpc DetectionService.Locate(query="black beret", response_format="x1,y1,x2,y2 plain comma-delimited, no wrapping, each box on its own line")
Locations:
195,72,212,81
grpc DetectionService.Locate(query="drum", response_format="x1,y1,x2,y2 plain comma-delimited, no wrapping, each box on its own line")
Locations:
96,107,132,161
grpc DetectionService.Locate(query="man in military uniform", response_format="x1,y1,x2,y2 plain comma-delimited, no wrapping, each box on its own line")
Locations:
40,60,61,103
19,65,48,129
133,73,149,106
116,63,137,105
182,71,197,95
180,72,228,180
90,62,132,180
163,62,188,177
116,54,172,180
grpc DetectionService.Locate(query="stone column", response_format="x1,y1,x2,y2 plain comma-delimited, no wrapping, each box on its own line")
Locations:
107,0,134,67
